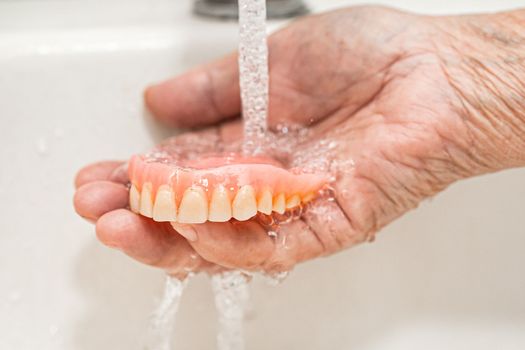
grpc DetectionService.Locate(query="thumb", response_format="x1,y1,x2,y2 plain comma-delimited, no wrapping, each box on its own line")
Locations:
145,53,240,128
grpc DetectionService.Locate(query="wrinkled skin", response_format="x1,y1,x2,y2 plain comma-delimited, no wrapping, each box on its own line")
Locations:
73,7,525,277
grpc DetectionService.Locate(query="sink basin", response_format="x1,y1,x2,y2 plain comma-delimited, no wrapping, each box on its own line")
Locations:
1,0,524,349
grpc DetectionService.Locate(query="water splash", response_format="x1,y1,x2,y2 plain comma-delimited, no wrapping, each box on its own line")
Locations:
144,276,188,350
238,0,269,155
262,270,290,286
211,271,251,350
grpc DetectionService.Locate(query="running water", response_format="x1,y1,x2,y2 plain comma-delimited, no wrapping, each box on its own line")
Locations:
238,0,269,155
144,276,188,350
144,1,309,348
211,271,251,350
207,1,270,349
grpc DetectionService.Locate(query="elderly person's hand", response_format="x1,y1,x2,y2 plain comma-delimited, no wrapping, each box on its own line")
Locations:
74,6,525,277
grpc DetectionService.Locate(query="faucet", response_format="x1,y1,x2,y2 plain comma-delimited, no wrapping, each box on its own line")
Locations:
194,0,309,20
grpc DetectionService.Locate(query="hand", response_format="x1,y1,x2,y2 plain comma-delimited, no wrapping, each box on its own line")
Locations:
73,7,525,276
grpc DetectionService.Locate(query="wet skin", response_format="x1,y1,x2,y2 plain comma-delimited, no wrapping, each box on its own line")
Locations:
74,7,525,277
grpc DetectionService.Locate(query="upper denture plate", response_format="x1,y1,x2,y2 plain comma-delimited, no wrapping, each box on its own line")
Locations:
152,185,177,222
139,182,153,217
273,193,286,214
129,184,141,213
257,189,273,215
232,185,257,221
209,185,232,222
178,186,208,224
286,194,301,209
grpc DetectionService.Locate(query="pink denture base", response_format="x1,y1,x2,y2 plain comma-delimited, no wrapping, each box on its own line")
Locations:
129,154,329,203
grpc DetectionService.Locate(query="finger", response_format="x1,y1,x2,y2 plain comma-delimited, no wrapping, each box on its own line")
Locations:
145,53,240,128
173,218,326,273
73,181,129,222
262,219,325,272
108,162,129,184
96,209,213,276
75,161,126,188
333,171,383,240
302,199,366,255
172,221,273,271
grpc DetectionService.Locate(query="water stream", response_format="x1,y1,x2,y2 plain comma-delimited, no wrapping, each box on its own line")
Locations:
144,276,188,350
208,1,271,349
211,271,252,350
238,0,269,155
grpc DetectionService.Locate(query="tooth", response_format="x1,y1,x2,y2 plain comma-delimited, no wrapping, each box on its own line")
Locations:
178,186,208,224
129,184,141,213
257,189,273,215
302,192,315,203
139,182,153,217
232,185,257,221
209,185,232,222
152,185,177,222
273,193,286,214
286,194,301,209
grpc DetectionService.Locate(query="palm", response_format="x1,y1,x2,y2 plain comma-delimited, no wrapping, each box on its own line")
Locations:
268,8,468,238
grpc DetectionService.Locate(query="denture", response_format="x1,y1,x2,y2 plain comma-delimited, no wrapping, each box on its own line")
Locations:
128,152,329,224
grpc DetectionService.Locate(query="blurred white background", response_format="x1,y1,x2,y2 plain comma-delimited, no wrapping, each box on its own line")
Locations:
0,0,524,349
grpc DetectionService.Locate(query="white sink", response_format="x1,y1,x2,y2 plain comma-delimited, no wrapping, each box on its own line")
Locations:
1,0,524,349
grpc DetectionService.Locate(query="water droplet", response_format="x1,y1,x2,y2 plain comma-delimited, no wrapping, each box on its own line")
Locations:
280,232,288,249
272,211,293,225
267,231,278,238
263,270,290,286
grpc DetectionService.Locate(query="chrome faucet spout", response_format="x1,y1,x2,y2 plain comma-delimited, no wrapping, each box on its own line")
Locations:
194,0,309,20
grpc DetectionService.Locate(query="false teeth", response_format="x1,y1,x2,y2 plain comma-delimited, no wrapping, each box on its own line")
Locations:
131,182,313,223
286,194,301,209
139,183,153,218
129,184,141,213
257,189,273,215
209,185,232,222
178,186,208,224
232,185,258,221
273,193,286,214
152,185,177,222
129,153,329,222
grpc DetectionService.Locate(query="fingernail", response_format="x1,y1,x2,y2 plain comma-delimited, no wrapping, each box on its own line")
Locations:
109,163,129,184
171,223,198,242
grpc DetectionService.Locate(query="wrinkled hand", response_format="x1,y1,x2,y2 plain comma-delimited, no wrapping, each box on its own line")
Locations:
74,7,524,277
